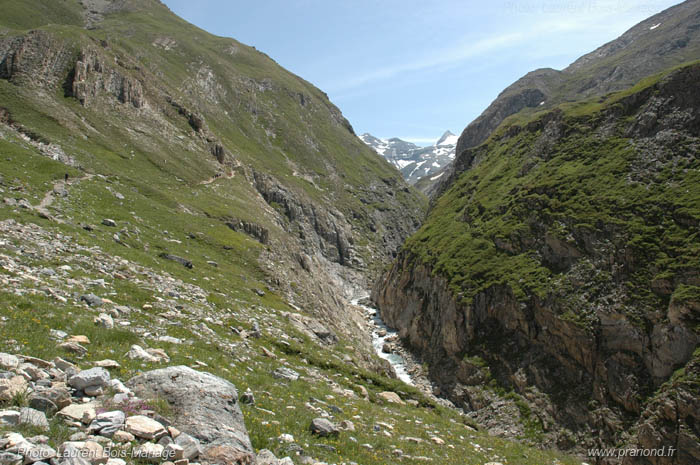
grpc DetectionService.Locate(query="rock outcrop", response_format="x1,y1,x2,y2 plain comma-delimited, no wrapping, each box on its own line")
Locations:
128,366,254,463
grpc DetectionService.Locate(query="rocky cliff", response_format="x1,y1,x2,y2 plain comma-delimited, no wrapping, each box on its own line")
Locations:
373,63,700,460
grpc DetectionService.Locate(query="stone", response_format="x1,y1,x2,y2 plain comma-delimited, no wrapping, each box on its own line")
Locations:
278,434,294,443
125,345,169,363
164,444,184,461
105,460,126,465
53,357,75,371
0,410,20,426
94,360,120,369
200,445,254,465
271,367,299,382
80,294,103,307
0,452,22,465
68,368,110,390
309,418,339,437
101,219,116,227
111,431,134,443
59,342,87,356
174,433,200,461
59,441,106,465
0,376,27,402
0,354,19,370
240,389,254,405
66,335,90,344
125,415,166,440
132,443,164,463
18,444,56,464
88,411,125,437
28,396,57,414
58,402,98,423
377,391,405,405
127,366,253,458
430,436,445,445
93,314,114,329
19,408,49,430
255,450,278,465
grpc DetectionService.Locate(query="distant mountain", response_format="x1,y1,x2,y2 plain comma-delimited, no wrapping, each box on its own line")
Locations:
360,130,457,184
430,0,700,200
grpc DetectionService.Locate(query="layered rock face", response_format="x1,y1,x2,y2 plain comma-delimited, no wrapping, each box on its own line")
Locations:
373,64,700,459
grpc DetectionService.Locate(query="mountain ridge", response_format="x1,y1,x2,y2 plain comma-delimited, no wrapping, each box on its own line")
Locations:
359,131,456,185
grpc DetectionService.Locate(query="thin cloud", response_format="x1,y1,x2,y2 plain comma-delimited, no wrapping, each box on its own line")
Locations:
326,32,522,93
325,0,675,94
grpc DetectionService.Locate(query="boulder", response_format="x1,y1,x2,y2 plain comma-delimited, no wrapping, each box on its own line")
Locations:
18,407,49,430
68,367,110,390
80,294,103,307
88,411,125,436
377,391,405,405
127,366,253,461
309,418,339,437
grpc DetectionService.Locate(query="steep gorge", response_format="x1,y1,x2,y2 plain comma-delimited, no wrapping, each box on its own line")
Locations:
373,61,700,462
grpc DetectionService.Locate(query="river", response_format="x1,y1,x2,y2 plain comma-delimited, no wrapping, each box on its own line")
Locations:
351,295,414,385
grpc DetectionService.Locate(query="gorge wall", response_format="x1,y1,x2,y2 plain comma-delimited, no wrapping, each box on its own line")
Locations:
373,63,700,462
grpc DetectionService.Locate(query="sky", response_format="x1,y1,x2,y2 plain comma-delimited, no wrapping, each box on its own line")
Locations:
162,0,683,146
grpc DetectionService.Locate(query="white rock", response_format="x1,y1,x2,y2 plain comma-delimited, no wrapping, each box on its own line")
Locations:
125,415,166,439
94,314,114,329
0,353,19,370
58,402,99,423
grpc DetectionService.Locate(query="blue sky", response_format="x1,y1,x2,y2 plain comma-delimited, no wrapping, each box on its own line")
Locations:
162,0,682,145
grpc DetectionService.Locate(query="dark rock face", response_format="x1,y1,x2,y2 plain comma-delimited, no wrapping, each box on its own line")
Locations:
225,219,269,245
252,170,354,266
127,366,254,462
0,31,74,86
372,65,700,459
68,49,145,108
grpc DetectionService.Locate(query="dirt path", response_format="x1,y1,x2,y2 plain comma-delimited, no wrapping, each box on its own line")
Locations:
199,170,234,185
34,174,93,221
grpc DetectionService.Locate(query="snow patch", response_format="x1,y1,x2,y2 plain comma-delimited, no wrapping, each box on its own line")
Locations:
430,172,444,181
649,23,661,30
437,134,459,146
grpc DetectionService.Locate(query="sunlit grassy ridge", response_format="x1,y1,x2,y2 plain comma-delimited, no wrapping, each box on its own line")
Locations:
406,62,700,318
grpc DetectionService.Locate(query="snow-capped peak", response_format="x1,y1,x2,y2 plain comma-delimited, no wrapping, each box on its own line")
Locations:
436,130,458,146
360,130,457,185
